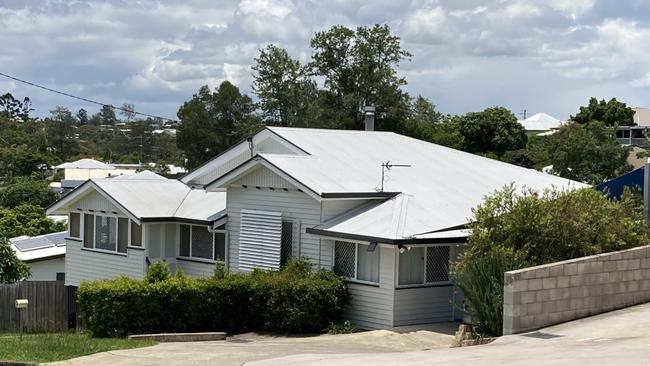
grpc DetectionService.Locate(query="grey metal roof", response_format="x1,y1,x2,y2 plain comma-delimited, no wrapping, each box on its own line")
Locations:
56,158,115,170
10,231,66,251
259,127,589,240
49,171,226,224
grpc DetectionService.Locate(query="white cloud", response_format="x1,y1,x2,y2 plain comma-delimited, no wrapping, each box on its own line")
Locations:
1,0,650,121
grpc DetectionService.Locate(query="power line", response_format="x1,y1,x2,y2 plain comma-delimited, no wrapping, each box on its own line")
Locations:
0,71,179,122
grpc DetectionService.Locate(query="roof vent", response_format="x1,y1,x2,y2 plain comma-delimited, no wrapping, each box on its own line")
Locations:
364,105,375,131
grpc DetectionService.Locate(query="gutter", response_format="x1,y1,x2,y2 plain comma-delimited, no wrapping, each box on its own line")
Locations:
305,227,467,244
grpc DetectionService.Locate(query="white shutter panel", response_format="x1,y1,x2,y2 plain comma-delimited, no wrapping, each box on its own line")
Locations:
239,209,282,271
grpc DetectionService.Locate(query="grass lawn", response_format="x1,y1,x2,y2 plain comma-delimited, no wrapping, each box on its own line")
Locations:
0,332,156,363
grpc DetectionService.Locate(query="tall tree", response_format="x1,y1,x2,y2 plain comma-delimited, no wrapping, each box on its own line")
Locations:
46,106,80,159
547,121,631,184
401,95,444,140
120,103,136,122
252,45,319,127
455,107,527,157
571,97,634,126
177,82,260,168
0,93,32,121
98,105,118,125
309,24,412,130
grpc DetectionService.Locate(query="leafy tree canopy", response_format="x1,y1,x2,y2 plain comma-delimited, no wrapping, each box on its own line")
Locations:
455,106,527,157
547,121,631,184
252,45,320,127
571,97,634,126
309,24,412,131
177,81,262,169
0,176,59,209
0,237,30,283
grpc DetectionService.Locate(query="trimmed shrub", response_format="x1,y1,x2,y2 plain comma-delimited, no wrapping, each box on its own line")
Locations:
78,261,348,337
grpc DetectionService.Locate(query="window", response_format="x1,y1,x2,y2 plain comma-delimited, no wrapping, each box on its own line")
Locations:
83,214,93,248
82,213,128,254
131,221,142,247
95,216,117,251
179,224,226,262
398,246,450,286
69,212,80,238
280,221,293,266
192,225,213,259
334,241,380,284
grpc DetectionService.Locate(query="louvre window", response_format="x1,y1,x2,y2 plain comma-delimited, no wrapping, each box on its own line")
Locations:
334,241,380,284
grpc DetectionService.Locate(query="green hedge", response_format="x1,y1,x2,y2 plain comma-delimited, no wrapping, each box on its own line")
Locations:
77,263,349,337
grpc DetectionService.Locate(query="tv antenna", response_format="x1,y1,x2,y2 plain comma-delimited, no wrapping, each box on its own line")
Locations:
380,161,411,192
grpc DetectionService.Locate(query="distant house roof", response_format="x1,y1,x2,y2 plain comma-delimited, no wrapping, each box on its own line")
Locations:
56,158,115,170
519,113,565,131
47,171,226,225
208,127,587,242
10,231,66,262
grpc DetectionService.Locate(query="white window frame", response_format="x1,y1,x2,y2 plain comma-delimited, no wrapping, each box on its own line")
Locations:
80,211,129,255
396,244,453,288
177,224,227,263
333,241,380,285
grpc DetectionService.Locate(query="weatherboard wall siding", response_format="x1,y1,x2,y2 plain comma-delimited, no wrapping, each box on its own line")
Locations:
226,186,323,271
72,190,121,213
344,246,396,329
393,286,460,325
26,257,65,281
64,238,145,287
176,259,216,278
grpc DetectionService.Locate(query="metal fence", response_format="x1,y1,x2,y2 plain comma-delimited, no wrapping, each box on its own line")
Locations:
0,281,77,332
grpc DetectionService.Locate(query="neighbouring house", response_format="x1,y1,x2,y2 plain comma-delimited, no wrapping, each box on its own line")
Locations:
616,107,650,146
10,231,66,281
52,158,140,194
47,127,585,330
518,112,565,136
47,170,226,286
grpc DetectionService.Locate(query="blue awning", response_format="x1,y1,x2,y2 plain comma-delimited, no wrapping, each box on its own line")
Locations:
596,167,644,199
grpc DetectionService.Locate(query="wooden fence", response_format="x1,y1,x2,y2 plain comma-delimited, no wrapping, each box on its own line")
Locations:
0,281,77,332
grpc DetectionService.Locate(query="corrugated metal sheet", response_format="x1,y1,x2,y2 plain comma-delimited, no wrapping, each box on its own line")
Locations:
238,209,282,271
49,171,226,223
260,127,589,239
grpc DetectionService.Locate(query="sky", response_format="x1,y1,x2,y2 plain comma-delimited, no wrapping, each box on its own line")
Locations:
1,0,650,121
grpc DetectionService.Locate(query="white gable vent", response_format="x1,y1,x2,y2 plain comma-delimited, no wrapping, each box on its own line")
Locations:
239,209,282,271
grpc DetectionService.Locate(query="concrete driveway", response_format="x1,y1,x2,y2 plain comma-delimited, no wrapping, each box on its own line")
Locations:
251,302,650,366
49,323,456,366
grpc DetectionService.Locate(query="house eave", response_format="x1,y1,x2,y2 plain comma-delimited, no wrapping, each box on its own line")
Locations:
305,228,468,244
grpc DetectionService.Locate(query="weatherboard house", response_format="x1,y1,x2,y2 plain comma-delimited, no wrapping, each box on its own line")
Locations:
47,127,584,329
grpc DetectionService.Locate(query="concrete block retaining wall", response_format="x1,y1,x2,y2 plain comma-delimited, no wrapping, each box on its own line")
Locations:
503,245,650,335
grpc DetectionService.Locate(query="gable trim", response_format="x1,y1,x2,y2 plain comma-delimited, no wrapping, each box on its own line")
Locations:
182,127,309,185
205,155,322,201
46,180,140,224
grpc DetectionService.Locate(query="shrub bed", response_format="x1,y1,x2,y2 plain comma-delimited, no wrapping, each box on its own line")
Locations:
78,261,348,337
